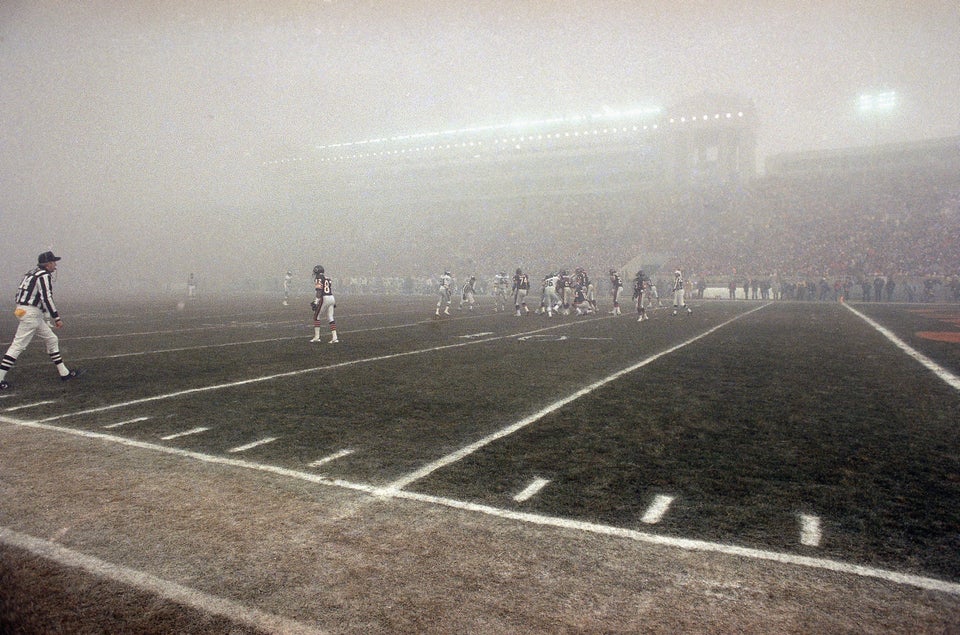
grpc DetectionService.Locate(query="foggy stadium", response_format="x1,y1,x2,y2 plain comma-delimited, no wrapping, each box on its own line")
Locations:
2,2,960,633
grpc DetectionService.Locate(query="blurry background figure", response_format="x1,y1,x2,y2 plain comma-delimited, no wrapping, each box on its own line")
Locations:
283,270,292,306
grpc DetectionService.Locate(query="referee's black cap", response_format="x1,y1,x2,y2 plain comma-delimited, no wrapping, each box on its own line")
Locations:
38,251,62,264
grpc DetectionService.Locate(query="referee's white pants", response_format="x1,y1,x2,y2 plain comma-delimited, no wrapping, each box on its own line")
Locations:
673,289,686,308
5,305,59,360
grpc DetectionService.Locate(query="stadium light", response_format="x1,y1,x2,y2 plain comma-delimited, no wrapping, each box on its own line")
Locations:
859,91,897,113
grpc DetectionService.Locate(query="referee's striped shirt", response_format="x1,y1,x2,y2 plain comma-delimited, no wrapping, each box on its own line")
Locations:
15,267,59,318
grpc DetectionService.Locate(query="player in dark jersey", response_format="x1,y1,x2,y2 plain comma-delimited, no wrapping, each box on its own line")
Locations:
311,265,338,343
609,269,624,316
633,270,650,322
512,268,530,316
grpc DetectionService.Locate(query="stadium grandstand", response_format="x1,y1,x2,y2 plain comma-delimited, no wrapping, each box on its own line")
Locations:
263,94,960,299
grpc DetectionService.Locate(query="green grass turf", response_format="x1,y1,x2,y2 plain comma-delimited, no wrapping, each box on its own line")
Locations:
2,294,958,582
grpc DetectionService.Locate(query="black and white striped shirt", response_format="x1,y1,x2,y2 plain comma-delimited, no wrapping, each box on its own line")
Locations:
15,267,59,317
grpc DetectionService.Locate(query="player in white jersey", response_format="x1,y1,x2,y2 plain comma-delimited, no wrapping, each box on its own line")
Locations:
493,272,509,312
541,272,561,317
435,271,454,316
672,269,693,315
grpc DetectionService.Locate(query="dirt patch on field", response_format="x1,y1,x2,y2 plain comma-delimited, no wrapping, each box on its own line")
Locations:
1,423,958,634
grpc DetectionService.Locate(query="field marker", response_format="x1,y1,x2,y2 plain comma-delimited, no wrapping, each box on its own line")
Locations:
3,412,959,596
309,449,354,468
640,495,675,524
799,513,822,547
844,303,960,391
382,304,770,494
228,437,278,453
3,400,57,412
102,416,151,429
161,427,210,441
0,526,324,635
458,332,495,338
513,477,550,502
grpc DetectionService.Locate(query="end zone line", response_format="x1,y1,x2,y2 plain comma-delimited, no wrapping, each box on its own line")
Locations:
843,303,960,391
36,314,614,423
0,526,325,635
380,304,769,494
3,411,957,596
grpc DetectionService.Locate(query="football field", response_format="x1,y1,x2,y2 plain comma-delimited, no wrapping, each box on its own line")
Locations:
2,294,959,633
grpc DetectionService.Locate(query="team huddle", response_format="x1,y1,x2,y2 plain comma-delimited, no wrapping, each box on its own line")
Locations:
435,267,693,321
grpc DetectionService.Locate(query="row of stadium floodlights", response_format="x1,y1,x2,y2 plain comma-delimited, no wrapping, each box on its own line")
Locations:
265,107,747,165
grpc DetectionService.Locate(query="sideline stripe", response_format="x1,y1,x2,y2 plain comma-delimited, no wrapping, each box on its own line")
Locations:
395,489,960,596
381,304,770,493
640,495,675,525
2,414,957,596
0,526,324,635
36,315,615,423
513,477,550,502
844,303,960,391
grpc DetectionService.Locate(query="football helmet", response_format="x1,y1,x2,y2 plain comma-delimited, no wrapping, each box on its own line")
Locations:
313,265,324,276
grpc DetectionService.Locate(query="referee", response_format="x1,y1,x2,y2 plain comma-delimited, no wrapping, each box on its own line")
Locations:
0,251,80,390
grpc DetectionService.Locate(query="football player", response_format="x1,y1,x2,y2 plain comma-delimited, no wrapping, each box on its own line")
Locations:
310,265,338,343
609,269,623,315
633,270,650,321
435,271,454,316
512,268,530,316
672,269,693,315
493,272,509,312
459,276,477,311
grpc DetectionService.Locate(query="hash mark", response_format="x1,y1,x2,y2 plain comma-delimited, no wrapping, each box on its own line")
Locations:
161,427,210,441
513,477,550,502
102,416,151,429
640,494,675,524
228,437,278,453
800,513,822,546
309,449,354,468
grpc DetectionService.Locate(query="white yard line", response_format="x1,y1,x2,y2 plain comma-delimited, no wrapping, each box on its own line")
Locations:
380,304,769,494
844,303,960,391
513,477,551,502
2,411,957,596
0,526,325,635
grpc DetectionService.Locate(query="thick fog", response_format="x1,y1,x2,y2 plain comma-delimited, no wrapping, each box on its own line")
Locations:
1,1,958,298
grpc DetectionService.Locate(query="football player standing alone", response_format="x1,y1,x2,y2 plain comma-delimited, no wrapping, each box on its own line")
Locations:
310,265,338,343
0,251,80,390
633,270,650,321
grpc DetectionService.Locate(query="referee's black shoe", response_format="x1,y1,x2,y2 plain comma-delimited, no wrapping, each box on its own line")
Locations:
61,369,82,382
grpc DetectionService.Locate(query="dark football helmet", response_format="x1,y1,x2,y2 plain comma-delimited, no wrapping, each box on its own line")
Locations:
313,265,324,276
